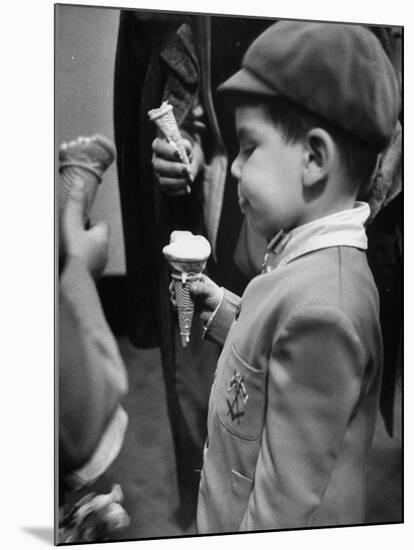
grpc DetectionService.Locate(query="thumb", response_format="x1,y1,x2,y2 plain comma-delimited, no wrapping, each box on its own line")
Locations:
89,220,110,244
189,280,211,299
63,179,87,233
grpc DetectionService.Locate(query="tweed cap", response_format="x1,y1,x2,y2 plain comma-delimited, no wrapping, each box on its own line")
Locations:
218,21,400,151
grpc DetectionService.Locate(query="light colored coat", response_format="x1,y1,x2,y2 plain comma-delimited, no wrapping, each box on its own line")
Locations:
197,205,383,533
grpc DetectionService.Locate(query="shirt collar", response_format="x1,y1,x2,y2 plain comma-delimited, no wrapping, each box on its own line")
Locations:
262,202,370,273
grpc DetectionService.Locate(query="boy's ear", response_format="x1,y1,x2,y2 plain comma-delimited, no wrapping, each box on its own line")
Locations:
302,128,335,188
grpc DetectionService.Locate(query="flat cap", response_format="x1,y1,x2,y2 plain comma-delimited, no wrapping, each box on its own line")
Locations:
219,21,400,151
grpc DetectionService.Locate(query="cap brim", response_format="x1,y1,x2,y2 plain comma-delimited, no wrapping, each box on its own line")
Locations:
218,68,277,97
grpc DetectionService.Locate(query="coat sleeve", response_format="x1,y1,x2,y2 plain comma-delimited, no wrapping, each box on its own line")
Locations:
59,256,128,488
239,305,366,530
203,289,241,347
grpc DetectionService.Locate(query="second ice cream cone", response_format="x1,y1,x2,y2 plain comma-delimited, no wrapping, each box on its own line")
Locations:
59,134,116,217
148,101,189,165
60,166,100,216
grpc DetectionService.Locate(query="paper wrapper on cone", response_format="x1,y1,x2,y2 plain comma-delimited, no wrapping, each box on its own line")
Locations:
58,134,116,217
173,273,198,347
171,259,208,347
148,101,189,165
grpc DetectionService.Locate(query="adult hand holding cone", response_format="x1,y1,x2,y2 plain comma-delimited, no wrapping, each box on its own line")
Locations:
148,101,193,194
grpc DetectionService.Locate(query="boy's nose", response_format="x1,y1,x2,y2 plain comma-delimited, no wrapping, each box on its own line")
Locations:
231,155,241,180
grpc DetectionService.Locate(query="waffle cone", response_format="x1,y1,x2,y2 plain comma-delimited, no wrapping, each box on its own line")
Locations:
60,166,99,216
172,273,201,347
148,102,189,164
153,110,181,142
174,279,195,347
58,134,115,215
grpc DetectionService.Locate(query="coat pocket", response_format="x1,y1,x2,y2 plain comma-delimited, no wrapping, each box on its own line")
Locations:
215,344,265,441
230,469,253,530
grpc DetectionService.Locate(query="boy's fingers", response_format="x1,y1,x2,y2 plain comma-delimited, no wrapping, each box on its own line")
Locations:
169,280,175,296
63,179,87,233
189,280,210,297
169,281,177,309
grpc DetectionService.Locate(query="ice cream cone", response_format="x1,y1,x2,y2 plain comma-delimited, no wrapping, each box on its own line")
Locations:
148,101,189,165
59,134,116,216
163,231,211,347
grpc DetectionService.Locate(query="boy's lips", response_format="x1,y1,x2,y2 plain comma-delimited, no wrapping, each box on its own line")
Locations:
238,186,247,212
238,197,247,213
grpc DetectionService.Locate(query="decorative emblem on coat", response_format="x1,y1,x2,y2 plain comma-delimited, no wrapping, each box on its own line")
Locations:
226,370,249,423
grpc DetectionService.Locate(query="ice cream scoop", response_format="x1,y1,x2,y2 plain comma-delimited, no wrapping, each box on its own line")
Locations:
163,231,211,280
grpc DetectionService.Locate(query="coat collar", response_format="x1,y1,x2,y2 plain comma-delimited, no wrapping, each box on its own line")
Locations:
262,202,370,273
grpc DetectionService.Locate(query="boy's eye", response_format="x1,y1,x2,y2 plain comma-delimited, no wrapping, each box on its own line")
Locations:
241,144,256,157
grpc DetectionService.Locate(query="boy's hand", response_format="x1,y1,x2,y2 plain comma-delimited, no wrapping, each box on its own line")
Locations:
61,179,109,279
152,132,204,197
170,274,223,324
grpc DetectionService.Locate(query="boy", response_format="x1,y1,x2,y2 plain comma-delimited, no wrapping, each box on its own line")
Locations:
188,21,400,532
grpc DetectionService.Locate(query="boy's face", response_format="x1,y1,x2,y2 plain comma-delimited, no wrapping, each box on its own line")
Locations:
231,104,305,240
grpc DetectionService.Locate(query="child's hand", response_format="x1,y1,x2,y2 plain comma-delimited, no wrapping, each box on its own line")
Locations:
190,275,223,324
169,274,222,324
152,132,204,196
